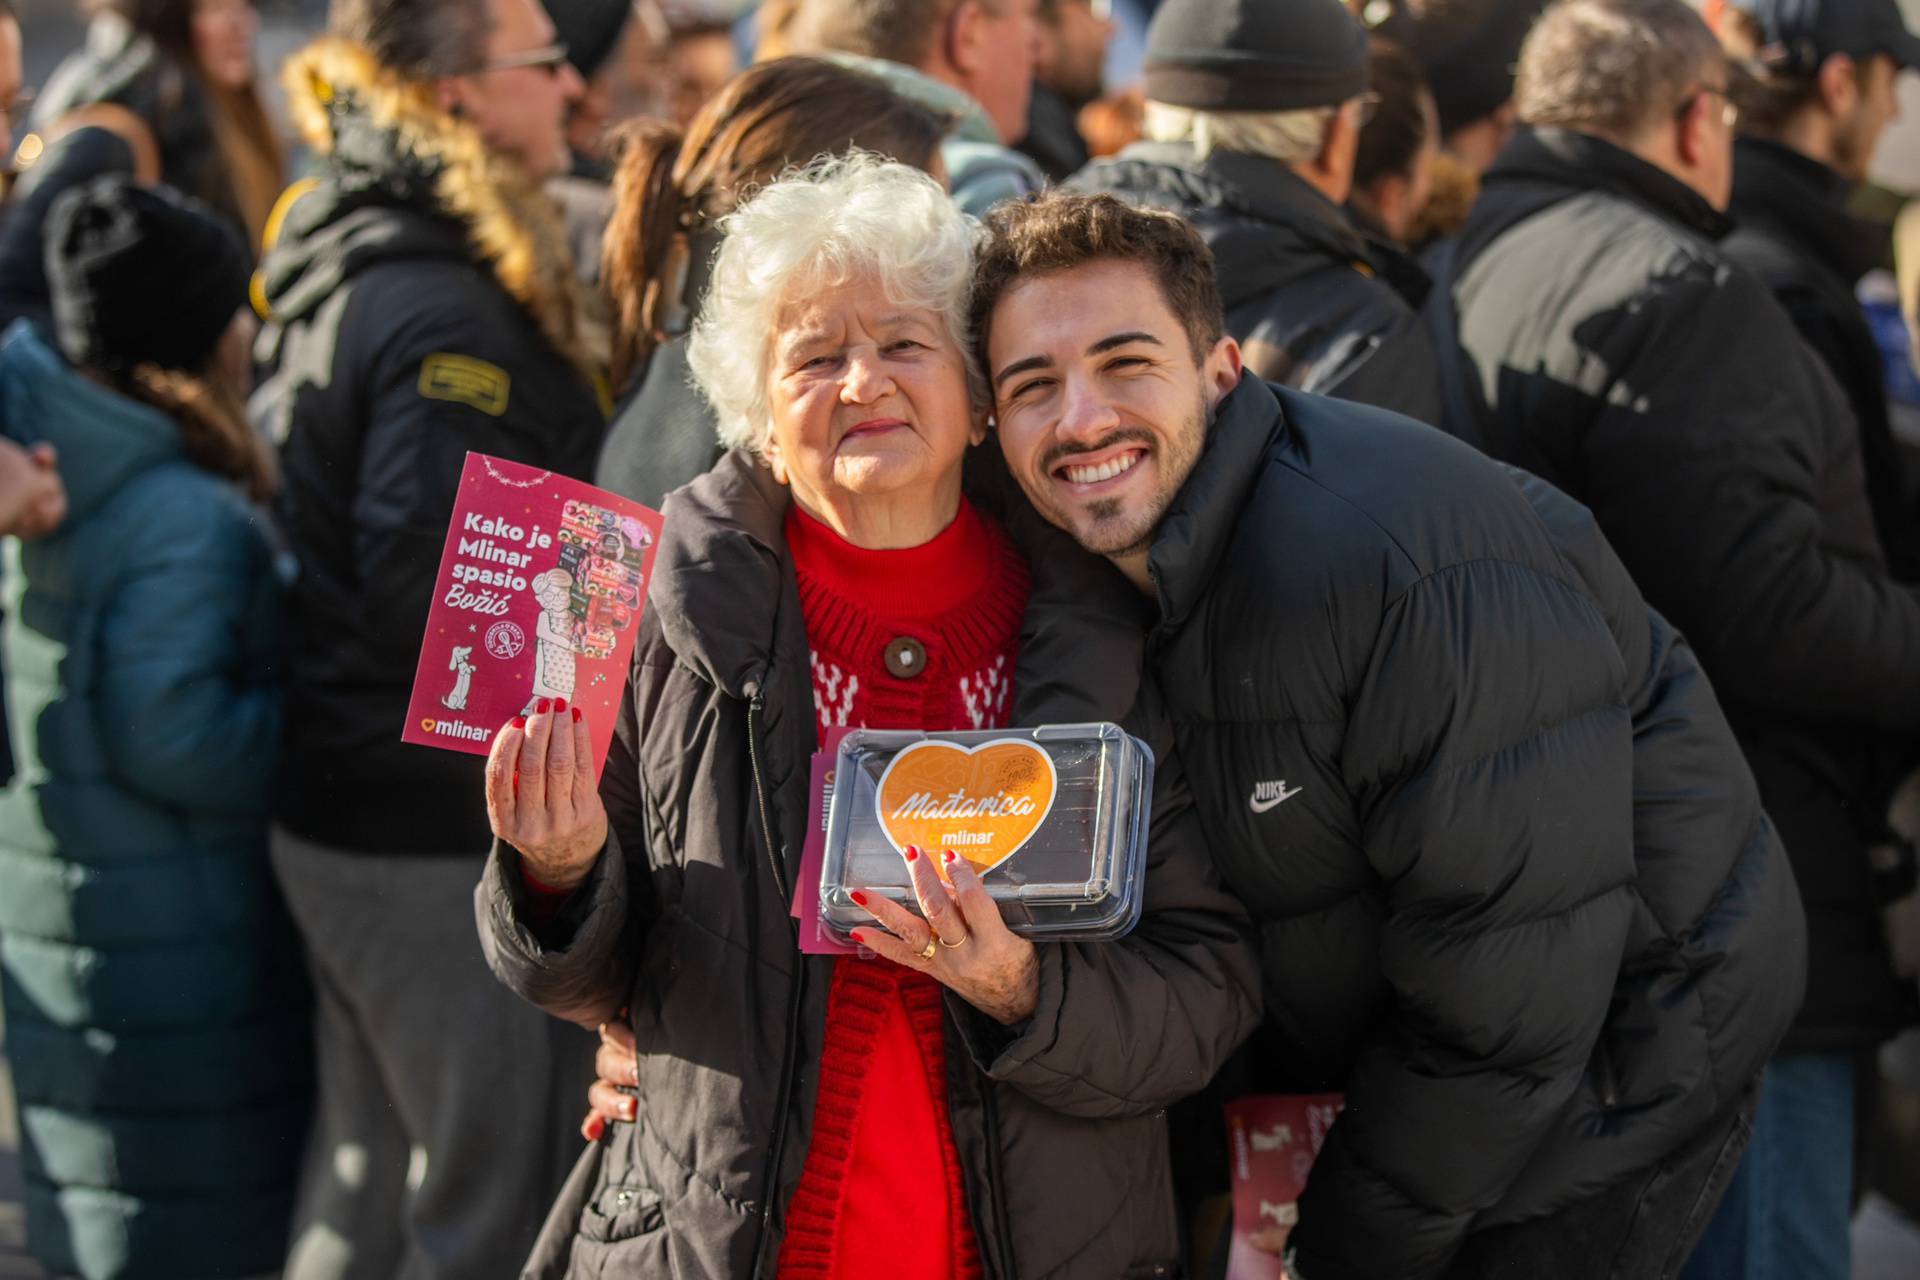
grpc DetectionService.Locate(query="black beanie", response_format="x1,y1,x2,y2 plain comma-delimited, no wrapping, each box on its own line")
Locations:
46,175,252,374
1146,0,1370,113
543,0,636,81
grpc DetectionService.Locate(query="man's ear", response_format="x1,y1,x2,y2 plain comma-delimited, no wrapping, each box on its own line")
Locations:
946,0,990,77
1674,91,1709,170
1817,53,1862,117
437,76,469,119
1204,335,1243,409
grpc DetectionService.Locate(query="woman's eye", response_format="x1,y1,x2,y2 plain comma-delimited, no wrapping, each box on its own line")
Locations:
797,354,834,372
886,340,924,354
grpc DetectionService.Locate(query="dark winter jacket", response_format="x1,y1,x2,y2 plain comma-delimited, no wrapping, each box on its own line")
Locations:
477,450,1262,1280
1068,142,1442,423
1019,84,1092,183
1148,375,1802,1280
1440,126,1920,1049
251,41,606,856
0,323,308,1280
1724,137,1919,578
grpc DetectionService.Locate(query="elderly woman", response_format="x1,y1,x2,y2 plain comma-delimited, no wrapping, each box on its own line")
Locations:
477,154,1259,1279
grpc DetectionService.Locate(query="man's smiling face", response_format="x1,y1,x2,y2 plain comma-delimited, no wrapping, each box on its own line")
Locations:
989,257,1241,566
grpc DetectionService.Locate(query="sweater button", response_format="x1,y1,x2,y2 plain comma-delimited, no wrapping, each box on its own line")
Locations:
884,636,927,679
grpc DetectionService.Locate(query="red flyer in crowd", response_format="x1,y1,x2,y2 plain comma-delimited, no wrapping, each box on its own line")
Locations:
1223,1093,1346,1279
400,453,662,775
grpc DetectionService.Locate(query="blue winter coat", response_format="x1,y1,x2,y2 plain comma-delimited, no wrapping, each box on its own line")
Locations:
0,322,307,1280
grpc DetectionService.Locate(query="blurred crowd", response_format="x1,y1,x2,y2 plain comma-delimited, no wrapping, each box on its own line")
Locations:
0,2,1917,1280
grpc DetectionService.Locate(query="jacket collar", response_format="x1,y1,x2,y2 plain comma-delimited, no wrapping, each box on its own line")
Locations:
1148,375,1286,630
1083,143,1376,306
1485,127,1735,242
822,53,1002,147
0,321,184,523
264,38,591,375
1729,136,1881,286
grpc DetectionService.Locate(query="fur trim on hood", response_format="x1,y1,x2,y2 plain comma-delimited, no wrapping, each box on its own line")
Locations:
278,37,593,376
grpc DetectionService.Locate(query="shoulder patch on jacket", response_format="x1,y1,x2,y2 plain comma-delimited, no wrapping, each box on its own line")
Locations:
419,353,511,416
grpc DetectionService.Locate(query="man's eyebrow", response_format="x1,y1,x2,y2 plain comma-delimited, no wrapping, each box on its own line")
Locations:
1089,331,1163,355
993,353,1053,388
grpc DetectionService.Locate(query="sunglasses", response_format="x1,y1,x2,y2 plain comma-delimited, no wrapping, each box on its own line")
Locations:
483,42,572,76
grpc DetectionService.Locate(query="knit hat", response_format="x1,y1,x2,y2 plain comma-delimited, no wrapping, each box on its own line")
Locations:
46,175,251,374
1145,0,1370,113
543,0,637,80
1730,0,1920,74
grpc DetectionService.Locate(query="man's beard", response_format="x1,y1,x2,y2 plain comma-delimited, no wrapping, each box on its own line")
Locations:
1037,394,1208,559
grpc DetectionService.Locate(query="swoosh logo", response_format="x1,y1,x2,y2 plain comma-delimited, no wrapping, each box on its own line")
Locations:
1249,783,1303,814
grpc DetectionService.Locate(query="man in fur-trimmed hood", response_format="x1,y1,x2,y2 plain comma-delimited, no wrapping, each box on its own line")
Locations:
248,0,607,1272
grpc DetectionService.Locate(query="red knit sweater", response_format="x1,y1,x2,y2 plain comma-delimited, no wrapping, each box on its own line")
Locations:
776,498,1029,1280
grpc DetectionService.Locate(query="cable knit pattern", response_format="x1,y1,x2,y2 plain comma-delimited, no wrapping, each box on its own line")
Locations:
777,497,1025,1280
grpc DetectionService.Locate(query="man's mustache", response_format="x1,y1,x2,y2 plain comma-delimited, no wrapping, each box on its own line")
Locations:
1037,427,1157,476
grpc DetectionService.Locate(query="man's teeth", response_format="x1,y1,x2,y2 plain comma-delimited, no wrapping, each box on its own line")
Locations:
1063,452,1141,485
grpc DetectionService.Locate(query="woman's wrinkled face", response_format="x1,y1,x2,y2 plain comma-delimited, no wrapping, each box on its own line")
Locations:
191,0,259,92
762,276,982,514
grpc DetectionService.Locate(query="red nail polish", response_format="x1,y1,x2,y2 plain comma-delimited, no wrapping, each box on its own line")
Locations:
850,890,869,907
511,715,526,730
906,847,919,862
582,1114,605,1142
943,849,957,864
571,706,582,722
622,1099,637,1120
536,698,552,714
555,697,568,713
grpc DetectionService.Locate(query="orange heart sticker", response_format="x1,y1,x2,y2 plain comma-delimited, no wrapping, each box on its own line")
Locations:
875,738,1059,877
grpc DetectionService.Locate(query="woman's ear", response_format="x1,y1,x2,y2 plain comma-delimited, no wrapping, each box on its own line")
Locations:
970,405,991,448
760,426,790,485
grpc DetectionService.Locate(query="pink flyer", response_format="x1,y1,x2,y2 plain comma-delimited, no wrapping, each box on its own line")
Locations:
1222,1093,1346,1279
401,453,662,775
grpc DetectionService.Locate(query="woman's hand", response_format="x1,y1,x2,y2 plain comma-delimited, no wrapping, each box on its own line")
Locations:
580,1019,638,1142
851,846,1040,1026
485,698,608,892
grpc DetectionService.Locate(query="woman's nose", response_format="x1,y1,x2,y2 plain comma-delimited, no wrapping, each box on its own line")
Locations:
839,349,894,403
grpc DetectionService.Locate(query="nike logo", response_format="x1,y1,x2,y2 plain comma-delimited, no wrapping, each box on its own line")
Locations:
1249,780,1304,813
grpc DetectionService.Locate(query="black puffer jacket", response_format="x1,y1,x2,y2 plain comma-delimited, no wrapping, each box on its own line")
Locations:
477,452,1262,1279
1149,376,1802,1280
1724,137,1920,578
1067,143,1442,423
251,42,605,855
1440,127,1920,1049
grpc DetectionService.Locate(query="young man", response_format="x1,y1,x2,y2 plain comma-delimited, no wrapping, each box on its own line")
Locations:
250,0,604,1273
972,188,1804,1279
1428,2,1920,1272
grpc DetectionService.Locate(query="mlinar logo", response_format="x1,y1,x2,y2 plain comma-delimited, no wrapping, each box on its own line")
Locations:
419,717,492,744
1249,779,1304,813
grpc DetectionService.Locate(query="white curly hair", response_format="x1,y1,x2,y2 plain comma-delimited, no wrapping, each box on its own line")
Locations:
686,151,986,454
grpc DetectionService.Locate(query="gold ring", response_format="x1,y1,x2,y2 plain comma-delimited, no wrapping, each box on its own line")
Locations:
917,935,939,962
938,933,969,948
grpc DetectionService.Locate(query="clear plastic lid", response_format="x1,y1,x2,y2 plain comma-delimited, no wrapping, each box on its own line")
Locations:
817,722,1155,942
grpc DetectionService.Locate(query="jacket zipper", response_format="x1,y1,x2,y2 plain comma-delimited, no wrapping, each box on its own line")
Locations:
748,691,806,1279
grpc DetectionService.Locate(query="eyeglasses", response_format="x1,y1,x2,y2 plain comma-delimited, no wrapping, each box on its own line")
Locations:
1679,84,1741,130
482,42,571,76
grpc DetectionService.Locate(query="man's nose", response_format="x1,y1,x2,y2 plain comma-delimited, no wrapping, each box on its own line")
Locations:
840,348,894,403
559,62,586,105
1056,375,1120,443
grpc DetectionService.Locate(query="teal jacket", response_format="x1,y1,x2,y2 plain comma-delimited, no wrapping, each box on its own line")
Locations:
0,322,306,1280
